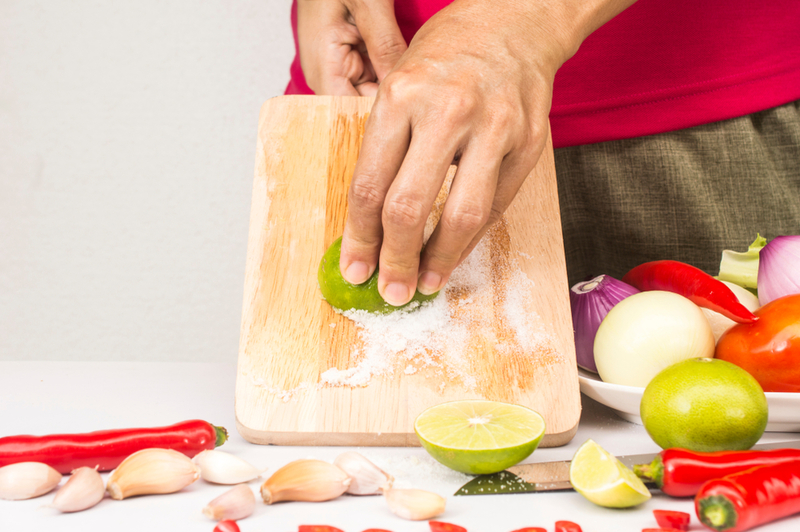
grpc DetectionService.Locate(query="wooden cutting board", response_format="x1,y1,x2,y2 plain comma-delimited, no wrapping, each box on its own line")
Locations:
235,95,580,447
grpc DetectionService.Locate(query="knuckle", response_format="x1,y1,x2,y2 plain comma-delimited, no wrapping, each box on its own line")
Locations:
440,91,479,126
443,202,489,234
372,34,406,61
383,195,427,230
379,72,415,105
348,178,384,213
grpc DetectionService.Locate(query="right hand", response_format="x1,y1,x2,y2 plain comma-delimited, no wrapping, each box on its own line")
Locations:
297,0,407,96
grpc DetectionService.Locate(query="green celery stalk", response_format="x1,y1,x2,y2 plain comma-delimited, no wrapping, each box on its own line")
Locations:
718,234,767,290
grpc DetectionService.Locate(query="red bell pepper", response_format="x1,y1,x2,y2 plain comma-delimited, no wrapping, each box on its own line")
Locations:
695,460,800,531
622,260,757,323
634,447,800,497
429,522,467,532
0,420,227,474
214,521,240,532
653,509,690,530
555,521,583,532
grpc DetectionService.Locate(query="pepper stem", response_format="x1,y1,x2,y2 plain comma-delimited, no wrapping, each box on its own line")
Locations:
213,425,229,447
633,456,663,488
698,494,738,531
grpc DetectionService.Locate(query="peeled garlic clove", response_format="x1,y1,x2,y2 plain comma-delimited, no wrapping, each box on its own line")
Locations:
106,448,200,500
203,484,255,521
0,462,62,500
260,459,350,504
192,450,266,485
52,467,104,512
384,488,446,521
333,451,393,495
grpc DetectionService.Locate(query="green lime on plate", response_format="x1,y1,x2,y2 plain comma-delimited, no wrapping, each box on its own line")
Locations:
318,236,437,313
569,439,651,508
413,400,545,475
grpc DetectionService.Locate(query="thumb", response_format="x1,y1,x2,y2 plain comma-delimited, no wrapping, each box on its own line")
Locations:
350,2,407,81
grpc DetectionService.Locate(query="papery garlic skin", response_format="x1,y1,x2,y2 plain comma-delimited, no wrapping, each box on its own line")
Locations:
260,459,350,504
333,452,393,495
193,450,265,485
384,488,446,521
0,462,62,500
52,467,104,512
203,484,255,521
106,448,200,500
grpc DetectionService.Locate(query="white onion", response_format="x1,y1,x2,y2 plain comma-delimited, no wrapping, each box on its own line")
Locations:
757,235,800,306
594,291,715,387
701,281,760,343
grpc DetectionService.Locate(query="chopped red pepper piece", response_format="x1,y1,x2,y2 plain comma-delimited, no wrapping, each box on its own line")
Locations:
555,521,583,532
653,509,690,531
213,521,241,532
298,527,345,532
429,521,467,532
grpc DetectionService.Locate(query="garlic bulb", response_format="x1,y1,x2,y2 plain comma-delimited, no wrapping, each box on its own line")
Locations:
384,488,446,521
192,450,266,485
52,466,105,512
106,448,200,500
0,462,62,500
203,484,255,521
333,452,393,495
260,459,350,504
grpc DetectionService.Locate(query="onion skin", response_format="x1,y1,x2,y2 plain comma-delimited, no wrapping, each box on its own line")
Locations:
757,236,800,306
570,275,639,372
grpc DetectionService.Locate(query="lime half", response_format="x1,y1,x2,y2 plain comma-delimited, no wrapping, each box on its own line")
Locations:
569,439,651,508
414,400,545,475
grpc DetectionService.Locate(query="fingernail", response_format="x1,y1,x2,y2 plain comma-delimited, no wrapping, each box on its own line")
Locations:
417,272,442,295
343,262,371,285
383,283,411,307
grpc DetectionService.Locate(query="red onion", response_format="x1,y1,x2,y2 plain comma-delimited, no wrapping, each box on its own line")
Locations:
758,235,800,306
570,275,640,372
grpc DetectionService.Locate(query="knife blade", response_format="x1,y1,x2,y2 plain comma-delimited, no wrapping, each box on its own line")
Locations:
454,440,800,496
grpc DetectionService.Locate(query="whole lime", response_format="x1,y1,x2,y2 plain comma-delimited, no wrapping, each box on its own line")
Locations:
640,358,768,452
318,236,438,313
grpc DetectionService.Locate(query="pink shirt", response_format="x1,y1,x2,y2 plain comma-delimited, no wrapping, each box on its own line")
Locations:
286,1,800,148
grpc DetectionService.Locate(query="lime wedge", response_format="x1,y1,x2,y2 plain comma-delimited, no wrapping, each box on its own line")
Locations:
569,439,651,508
413,400,545,475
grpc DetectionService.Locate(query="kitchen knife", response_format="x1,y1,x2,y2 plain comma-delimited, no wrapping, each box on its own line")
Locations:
454,440,800,496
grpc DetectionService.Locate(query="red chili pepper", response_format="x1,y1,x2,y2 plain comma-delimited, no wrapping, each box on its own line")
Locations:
214,521,240,532
633,447,800,497
622,260,757,323
653,509,690,530
695,460,800,531
429,522,467,532
0,420,227,474
298,527,344,532
555,521,583,532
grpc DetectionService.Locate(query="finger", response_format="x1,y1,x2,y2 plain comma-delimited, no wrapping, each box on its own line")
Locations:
340,101,411,284
377,131,461,306
417,139,502,294
349,1,407,81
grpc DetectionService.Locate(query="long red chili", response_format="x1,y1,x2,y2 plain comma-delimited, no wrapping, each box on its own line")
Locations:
695,460,800,531
622,260,757,323
0,419,227,474
634,447,800,498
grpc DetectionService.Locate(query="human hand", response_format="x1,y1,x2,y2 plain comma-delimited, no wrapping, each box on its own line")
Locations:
297,0,407,96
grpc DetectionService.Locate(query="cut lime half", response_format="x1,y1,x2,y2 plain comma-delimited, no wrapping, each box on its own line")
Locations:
569,439,651,508
414,400,545,475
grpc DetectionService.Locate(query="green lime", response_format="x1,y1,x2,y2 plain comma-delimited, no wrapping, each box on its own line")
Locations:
569,439,651,508
640,358,768,452
318,236,437,313
413,400,545,475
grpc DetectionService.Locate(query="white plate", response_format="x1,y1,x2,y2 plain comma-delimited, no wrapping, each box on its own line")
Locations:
578,369,800,432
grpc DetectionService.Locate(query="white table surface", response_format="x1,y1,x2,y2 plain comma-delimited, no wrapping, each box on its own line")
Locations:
1,361,798,532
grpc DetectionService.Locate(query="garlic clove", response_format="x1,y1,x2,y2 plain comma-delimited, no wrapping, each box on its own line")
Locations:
203,484,256,521
0,462,62,501
384,488,446,521
260,459,350,504
192,450,266,485
333,452,393,495
106,448,200,500
52,466,105,512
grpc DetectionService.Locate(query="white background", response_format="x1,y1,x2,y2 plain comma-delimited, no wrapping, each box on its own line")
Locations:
1,0,294,362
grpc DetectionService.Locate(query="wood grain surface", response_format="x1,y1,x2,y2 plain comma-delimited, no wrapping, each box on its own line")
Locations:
235,95,580,447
